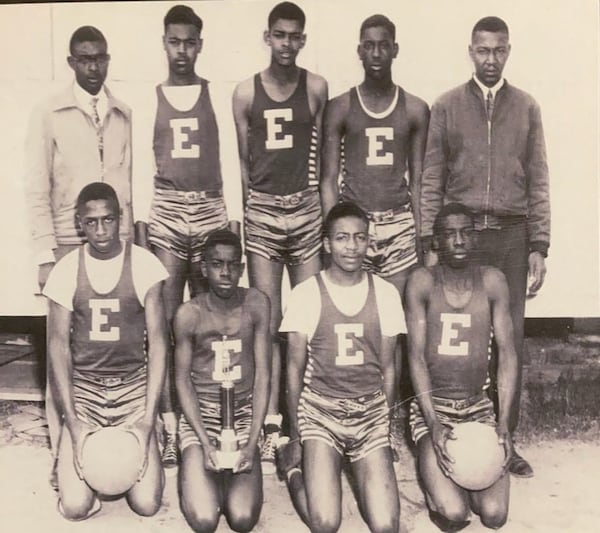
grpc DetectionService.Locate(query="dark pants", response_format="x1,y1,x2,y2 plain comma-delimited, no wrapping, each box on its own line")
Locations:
476,222,528,434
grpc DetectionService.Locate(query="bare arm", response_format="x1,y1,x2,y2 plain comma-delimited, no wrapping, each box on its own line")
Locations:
286,331,308,441
406,96,431,262
319,94,349,218
247,290,272,450
173,303,219,470
380,335,397,411
307,73,329,180
406,268,454,474
139,283,168,431
232,79,254,209
47,300,92,476
483,267,518,466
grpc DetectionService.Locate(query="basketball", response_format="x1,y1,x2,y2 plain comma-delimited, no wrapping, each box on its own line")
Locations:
446,422,505,491
81,427,143,496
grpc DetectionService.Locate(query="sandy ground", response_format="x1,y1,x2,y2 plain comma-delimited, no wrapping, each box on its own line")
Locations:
0,437,598,533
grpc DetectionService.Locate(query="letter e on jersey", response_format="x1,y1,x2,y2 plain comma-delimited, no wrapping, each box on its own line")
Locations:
89,298,120,341
438,313,471,356
211,338,242,382
170,118,200,158
334,323,365,366
264,109,293,150
365,127,393,166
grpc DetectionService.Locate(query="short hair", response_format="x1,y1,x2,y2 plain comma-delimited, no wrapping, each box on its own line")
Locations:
472,16,509,39
203,229,243,260
76,182,119,213
268,2,305,30
69,26,107,55
324,201,369,238
433,203,475,237
360,14,396,41
164,4,203,33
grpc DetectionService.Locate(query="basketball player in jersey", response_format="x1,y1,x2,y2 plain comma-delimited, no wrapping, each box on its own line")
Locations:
134,5,230,467
321,14,429,292
405,203,517,531
232,1,328,471
280,202,403,532
43,183,168,520
174,229,270,532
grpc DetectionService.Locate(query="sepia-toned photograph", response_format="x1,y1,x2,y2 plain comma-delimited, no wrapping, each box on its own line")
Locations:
0,1,598,531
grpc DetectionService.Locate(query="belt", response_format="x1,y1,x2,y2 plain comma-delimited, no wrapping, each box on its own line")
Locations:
249,187,317,207
366,204,411,222
76,367,145,386
433,393,486,410
156,188,223,201
473,214,526,230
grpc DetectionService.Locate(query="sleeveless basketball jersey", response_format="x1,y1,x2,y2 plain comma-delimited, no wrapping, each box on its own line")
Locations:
189,289,255,402
306,273,383,398
70,243,146,376
153,80,223,191
341,86,411,212
248,69,317,195
425,266,492,398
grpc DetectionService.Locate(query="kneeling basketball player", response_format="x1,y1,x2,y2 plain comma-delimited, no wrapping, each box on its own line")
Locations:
281,202,404,532
405,203,517,531
44,183,168,520
174,229,271,532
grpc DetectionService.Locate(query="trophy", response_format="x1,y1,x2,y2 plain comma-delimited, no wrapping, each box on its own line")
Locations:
215,335,241,469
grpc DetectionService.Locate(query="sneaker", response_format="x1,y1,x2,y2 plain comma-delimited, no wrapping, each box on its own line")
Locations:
509,449,533,478
161,433,179,468
260,427,279,475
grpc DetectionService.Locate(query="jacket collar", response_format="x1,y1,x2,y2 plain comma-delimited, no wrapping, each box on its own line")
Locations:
50,83,129,116
468,77,510,99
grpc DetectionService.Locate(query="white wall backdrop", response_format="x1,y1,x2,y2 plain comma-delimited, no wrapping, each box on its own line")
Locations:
0,0,597,317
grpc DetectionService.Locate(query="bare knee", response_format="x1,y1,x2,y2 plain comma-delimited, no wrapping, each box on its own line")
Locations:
310,509,341,533
430,500,470,526
226,504,261,533
479,502,508,529
59,496,96,521
182,503,220,533
128,494,162,517
368,512,399,533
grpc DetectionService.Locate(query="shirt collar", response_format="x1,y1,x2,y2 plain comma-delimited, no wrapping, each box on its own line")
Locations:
72,81,108,119
472,74,505,99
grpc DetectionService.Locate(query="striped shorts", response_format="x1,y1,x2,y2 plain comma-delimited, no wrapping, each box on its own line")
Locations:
298,387,390,463
148,187,228,263
244,187,322,265
363,207,417,278
179,395,253,451
71,367,147,428
409,394,496,444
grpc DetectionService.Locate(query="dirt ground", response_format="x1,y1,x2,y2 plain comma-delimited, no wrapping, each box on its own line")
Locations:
1,412,598,533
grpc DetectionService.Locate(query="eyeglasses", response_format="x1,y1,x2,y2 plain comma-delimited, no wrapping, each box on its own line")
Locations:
71,53,110,67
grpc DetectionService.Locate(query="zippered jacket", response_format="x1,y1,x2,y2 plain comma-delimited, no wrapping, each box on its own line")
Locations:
420,79,550,256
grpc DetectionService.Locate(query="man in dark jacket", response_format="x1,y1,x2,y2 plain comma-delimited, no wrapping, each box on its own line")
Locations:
420,16,550,478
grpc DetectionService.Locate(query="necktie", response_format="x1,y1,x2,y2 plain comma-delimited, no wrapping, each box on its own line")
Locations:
90,97,104,163
486,90,494,122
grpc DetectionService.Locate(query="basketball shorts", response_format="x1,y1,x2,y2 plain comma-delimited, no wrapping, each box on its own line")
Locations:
148,187,228,263
362,206,417,278
298,387,390,463
244,187,321,265
179,395,253,451
71,367,147,428
409,393,496,444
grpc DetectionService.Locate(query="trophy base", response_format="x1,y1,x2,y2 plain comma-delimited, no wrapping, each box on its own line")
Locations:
215,450,241,470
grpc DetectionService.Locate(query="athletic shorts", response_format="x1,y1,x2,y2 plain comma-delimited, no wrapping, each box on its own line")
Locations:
362,206,417,278
244,187,321,265
72,367,147,428
179,395,253,452
298,387,390,463
409,393,496,444
148,187,228,263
